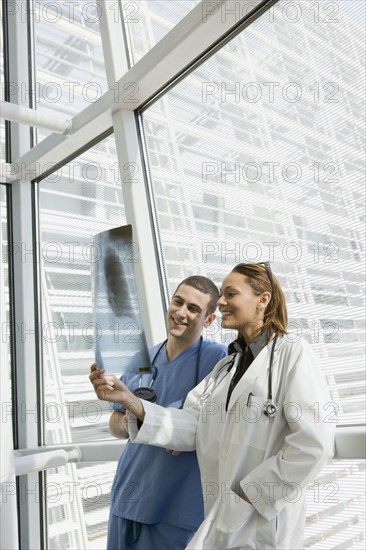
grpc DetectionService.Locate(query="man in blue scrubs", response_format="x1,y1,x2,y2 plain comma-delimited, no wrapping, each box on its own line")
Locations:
93,276,227,550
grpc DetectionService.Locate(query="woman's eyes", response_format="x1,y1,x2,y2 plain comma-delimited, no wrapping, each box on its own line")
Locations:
219,292,235,299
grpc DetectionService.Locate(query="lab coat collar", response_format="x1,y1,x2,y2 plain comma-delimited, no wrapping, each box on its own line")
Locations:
228,330,269,359
225,331,274,412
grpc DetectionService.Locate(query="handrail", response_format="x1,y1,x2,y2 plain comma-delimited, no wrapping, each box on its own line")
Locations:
14,447,81,476
334,426,365,460
12,426,365,476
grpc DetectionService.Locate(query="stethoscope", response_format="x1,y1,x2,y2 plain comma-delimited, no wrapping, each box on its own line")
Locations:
263,333,278,418
133,336,203,404
199,334,279,418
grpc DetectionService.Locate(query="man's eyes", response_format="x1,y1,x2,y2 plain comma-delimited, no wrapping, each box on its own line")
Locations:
173,298,200,313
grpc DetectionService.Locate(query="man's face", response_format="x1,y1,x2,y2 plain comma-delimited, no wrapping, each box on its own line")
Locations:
166,284,212,344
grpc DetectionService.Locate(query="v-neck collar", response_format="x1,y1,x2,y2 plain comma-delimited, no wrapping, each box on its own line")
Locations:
164,337,202,364
228,330,268,359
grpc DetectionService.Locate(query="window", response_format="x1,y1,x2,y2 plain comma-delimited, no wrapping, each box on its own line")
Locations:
139,0,366,545
34,0,108,141
39,134,125,547
121,0,201,65
140,0,365,425
2,0,365,547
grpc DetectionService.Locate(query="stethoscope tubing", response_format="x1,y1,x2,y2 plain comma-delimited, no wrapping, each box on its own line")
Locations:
137,336,203,390
267,333,278,402
201,333,278,417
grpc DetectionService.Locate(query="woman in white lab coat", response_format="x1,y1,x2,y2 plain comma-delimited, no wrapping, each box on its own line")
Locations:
90,263,335,550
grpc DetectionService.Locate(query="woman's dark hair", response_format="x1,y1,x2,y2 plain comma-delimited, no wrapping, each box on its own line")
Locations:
232,263,288,339
174,276,219,315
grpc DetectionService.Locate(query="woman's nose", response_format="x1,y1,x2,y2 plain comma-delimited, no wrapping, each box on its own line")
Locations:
217,295,226,306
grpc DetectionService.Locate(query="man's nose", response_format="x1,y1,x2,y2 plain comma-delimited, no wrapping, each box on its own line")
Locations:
176,304,187,317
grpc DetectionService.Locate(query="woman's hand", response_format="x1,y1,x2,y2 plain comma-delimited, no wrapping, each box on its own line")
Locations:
235,482,251,504
165,449,181,456
89,363,145,421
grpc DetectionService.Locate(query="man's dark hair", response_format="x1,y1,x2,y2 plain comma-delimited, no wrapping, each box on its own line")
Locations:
174,276,219,315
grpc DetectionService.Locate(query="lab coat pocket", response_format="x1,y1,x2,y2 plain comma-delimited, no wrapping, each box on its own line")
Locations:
187,485,257,550
232,395,277,451
216,484,255,531
215,484,257,548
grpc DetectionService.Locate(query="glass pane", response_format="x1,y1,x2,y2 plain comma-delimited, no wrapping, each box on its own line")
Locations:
139,0,365,546
0,183,11,412
305,460,365,549
140,0,365,426
0,184,11,397
39,134,126,446
121,0,201,64
34,0,108,141
46,461,118,549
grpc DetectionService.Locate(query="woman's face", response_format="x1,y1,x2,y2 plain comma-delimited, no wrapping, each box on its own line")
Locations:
218,271,269,335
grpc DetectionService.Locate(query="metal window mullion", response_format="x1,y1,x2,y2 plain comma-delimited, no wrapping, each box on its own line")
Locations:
5,0,43,548
97,0,166,345
0,184,19,550
112,110,167,345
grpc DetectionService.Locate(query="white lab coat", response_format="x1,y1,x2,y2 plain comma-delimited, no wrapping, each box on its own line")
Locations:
128,336,335,549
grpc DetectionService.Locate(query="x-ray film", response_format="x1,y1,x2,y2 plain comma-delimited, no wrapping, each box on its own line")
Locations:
92,224,152,378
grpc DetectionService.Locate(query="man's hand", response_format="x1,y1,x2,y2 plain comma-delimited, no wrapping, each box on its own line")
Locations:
89,363,146,422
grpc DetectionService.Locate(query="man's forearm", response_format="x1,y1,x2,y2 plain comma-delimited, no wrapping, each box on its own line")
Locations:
109,411,129,439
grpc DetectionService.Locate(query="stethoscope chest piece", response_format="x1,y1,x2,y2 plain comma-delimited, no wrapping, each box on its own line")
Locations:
133,386,157,403
133,364,158,404
132,386,157,429
263,402,277,418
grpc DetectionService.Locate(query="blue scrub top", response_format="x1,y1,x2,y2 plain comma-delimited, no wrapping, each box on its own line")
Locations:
110,339,227,530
